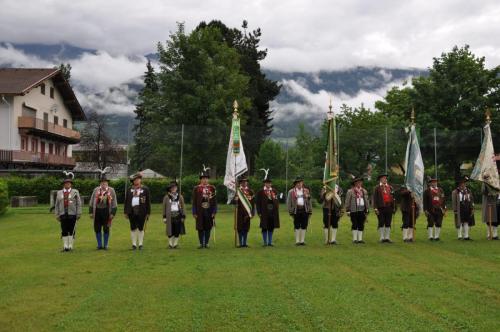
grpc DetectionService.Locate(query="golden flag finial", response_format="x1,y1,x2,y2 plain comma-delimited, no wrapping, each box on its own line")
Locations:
327,96,333,119
233,100,239,119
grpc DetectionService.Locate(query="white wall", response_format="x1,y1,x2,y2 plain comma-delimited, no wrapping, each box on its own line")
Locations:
0,95,14,150
11,78,77,157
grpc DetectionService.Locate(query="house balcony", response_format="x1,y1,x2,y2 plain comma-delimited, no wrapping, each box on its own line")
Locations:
17,116,81,144
0,150,76,167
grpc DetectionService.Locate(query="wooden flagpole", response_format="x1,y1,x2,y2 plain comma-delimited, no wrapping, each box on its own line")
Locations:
233,100,239,248
486,110,493,240
411,108,417,241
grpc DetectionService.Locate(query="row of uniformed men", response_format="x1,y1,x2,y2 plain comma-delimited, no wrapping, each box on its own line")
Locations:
54,171,499,251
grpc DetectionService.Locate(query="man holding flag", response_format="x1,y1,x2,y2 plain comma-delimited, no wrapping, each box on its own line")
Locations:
234,176,255,247
224,100,251,248
321,99,343,245
403,110,424,242
471,111,500,240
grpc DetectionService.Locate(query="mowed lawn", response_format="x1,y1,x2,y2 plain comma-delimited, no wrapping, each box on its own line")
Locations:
0,204,499,332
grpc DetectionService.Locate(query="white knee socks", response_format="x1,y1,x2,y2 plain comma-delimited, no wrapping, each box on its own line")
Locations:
138,230,145,246
379,227,385,241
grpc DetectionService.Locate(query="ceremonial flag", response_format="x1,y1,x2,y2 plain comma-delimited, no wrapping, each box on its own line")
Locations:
224,113,249,212
323,110,341,207
471,123,500,191
404,124,425,209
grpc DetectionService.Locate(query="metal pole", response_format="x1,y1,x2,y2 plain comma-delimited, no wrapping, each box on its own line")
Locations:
125,119,131,194
337,124,340,182
179,124,184,194
385,126,388,174
434,128,438,179
285,137,289,190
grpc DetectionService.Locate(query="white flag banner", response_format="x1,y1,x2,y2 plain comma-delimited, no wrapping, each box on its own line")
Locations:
471,123,500,191
404,124,425,210
224,117,248,203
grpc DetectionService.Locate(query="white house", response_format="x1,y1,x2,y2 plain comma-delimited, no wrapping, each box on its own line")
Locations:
0,68,86,169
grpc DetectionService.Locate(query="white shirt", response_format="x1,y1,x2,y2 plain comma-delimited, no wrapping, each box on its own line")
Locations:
296,188,304,206
132,196,140,207
357,198,365,206
171,200,179,212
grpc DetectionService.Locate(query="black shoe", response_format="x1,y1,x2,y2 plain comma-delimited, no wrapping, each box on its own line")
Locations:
267,243,274,247
168,245,173,249
243,245,249,248
493,236,499,240
301,242,306,246
434,238,440,242
358,240,365,244
138,245,143,250
330,241,337,245
463,237,471,241
295,243,301,246
386,239,393,243
204,245,209,249
353,240,358,244
429,238,434,241
61,248,68,252
132,245,137,250
173,245,178,249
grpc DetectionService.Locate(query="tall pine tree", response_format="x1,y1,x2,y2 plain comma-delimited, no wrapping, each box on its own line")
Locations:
133,60,158,170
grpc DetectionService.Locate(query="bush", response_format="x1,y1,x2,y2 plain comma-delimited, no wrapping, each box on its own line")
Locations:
0,179,8,215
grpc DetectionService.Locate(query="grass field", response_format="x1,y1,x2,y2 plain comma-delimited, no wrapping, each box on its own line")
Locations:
0,204,499,331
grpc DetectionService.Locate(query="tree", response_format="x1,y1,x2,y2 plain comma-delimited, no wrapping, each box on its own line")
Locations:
255,139,286,179
79,111,123,170
288,123,324,180
148,23,252,176
376,45,500,177
336,104,405,179
56,63,72,82
132,60,159,170
195,20,281,171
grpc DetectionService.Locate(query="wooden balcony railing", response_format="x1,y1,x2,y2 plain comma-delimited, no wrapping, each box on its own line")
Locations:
0,149,76,167
17,116,81,143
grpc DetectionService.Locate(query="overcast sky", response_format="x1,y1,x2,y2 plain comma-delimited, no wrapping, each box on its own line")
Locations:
1,0,499,116
1,0,499,71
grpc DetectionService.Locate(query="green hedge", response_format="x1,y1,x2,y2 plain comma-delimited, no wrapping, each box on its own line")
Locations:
3,176,484,206
0,179,8,215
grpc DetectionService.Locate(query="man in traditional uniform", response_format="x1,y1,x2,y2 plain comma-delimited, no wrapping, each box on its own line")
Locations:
287,177,312,246
54,173,82,252
124,172,151,250
451,176,475,240
192,168,217,249
372,174,396,243
163,181,186,249
423,178,446,241
319,184,343,245
89,174,117,249
234,176,255,248
256,175,280,246
399,185,419,242
345,177,370,244
481,174,499,240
